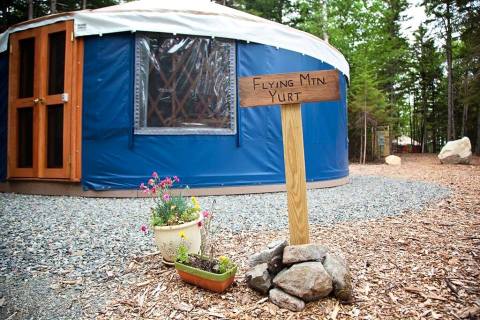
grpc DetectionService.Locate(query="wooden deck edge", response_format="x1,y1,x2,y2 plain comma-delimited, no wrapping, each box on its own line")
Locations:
0,177,349,198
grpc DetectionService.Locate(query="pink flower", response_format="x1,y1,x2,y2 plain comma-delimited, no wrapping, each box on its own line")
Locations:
173,176,180,182
162,193,171,202
202,210,210,218
152,171,159,179
139,183,146,190
140,225,148,234
148,178,155,186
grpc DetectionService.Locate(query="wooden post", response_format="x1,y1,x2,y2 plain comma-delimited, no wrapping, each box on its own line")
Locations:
281,103,309,244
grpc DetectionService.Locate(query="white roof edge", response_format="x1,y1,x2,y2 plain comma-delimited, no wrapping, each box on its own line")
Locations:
0,14,73,52
0,1,349,78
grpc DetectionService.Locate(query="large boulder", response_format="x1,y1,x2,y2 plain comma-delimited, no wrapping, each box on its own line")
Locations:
248,240,287,268
438,137,472,164
269,288,305,312
282,244,328,265
322,253,353,301
273,262,333,301
385,155,401,165
245,263,272,295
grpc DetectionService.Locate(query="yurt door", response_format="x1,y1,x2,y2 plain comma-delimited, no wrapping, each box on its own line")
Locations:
8,21,80,180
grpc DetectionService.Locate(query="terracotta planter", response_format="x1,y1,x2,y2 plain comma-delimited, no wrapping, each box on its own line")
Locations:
175,261,237,293
153,214,202,263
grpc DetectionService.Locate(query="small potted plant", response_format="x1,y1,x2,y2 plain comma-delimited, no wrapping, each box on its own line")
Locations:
174,207,237,293
140,173,203,264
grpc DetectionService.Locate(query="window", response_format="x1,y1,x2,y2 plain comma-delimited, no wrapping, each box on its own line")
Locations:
134,33,237,135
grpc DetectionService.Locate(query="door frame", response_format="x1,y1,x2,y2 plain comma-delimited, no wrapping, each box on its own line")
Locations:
7,20,83,181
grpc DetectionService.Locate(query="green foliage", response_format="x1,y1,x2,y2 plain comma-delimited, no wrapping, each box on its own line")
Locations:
0,0,118,32
176,242,189,264
141,175,200,227
151,195,198,226
218,256,235,273
232,0,293,23
242,0,479,155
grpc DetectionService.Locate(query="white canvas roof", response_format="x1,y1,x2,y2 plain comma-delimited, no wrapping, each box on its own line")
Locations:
0,0,349,78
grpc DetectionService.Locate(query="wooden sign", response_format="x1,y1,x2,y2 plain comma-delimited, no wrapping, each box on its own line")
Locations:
239,70,339,107
238,70,341,245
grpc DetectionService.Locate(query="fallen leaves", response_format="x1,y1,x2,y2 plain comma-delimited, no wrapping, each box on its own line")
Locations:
95,154,479,319
457,305,480,319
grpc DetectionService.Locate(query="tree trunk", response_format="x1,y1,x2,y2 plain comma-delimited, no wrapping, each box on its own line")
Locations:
446,0,455,141
432,80,437,153
322,0,329,42
421,76,427,153
476,106,480,156
422,117,427,153
82,0,87,10
28,0,33,19
363,83,367,163
363,112,367,163
371,127,375,160
51,0,57,14
359,128,363,164
409,92,413,151
461,73,468,137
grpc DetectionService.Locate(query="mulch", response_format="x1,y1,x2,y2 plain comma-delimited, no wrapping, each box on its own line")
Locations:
97,154,480,319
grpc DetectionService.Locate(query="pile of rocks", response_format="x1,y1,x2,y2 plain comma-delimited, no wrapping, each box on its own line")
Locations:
245,240,352,312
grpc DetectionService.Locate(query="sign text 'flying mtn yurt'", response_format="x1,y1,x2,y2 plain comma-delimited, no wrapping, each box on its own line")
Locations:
0,0,350,196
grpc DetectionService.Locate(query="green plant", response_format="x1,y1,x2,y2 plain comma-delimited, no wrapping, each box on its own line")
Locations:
218,256,235,273
176,232,190,264
176,201,236,274
140,173,201,227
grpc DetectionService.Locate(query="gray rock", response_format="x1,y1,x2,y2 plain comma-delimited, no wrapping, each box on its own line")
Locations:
248,240,287,268
269,288,305,312
245,263,272,295
439,154,472,164
322,253,353,301
273,262,332,301
267,254,284,276
282,244,328,265
438,137,472,164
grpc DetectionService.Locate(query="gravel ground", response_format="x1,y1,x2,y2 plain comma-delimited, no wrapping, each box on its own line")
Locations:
0,175,450,319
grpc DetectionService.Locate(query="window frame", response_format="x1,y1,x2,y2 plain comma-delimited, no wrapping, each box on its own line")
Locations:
133,33,237,136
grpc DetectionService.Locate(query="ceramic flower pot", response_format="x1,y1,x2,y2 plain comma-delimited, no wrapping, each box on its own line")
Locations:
153,214,202,263
175,261,237,293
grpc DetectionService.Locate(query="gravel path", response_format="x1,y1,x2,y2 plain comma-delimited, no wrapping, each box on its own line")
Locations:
0,175,450,319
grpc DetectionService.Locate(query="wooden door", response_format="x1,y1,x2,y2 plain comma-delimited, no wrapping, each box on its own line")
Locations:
8,21,82,180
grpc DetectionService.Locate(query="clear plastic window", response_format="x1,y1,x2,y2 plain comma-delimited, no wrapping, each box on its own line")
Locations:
134,33,236,135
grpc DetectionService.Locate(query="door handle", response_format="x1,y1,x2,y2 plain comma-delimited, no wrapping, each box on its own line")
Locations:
33,98,45,104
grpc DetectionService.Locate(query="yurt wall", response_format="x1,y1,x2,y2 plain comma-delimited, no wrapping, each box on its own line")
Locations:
81,33,348,190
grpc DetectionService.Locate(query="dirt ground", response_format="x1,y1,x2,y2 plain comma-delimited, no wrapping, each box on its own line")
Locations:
98,154,479,320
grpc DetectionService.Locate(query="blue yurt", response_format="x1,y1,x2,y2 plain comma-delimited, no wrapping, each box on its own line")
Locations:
0,0,349,196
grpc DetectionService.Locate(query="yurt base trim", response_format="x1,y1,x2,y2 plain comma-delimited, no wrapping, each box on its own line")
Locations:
0,177,348,198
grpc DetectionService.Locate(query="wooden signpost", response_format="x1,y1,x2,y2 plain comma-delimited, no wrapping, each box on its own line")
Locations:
239,70,340,245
